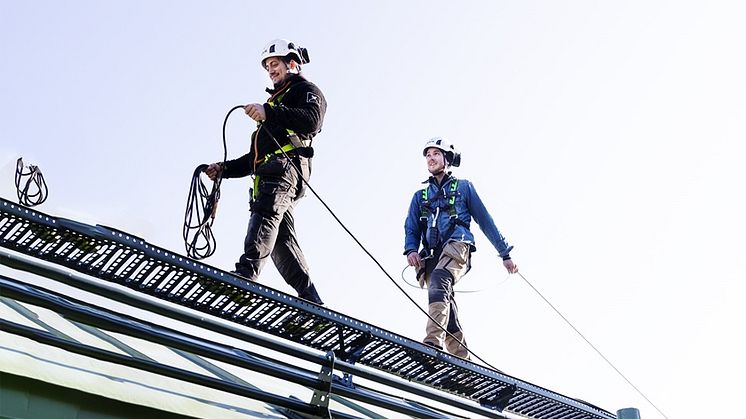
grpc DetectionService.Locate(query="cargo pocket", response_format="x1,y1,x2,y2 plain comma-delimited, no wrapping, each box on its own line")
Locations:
439,241,471,282
251,177,291,216
255,155,289,176
441,242,468,264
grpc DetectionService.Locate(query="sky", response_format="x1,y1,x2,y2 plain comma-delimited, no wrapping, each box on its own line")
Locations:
2,1,745,418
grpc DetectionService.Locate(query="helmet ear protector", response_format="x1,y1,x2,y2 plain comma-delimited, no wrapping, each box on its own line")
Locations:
450,152,461,167
287,42,310,64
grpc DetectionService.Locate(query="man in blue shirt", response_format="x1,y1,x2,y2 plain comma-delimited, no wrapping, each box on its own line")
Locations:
404,137,518,358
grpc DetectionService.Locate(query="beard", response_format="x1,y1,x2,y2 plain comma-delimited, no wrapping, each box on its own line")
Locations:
428,166,445,176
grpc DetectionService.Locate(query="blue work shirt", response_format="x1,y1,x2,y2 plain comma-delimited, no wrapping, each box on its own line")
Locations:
404,173,513,258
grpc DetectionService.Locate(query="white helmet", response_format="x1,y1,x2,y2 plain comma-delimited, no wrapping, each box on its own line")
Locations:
260,39,309,67
423,137,461,167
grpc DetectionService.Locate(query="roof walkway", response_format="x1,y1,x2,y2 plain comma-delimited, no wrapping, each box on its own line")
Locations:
0,196,615,419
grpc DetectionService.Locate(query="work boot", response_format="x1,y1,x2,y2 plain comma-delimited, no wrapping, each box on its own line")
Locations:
423,301,449,349
444,330,470,359
423,341,443,351
298,283,324,305
230,270,257,283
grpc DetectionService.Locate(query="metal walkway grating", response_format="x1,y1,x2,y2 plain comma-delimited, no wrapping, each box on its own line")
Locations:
0,197,614,419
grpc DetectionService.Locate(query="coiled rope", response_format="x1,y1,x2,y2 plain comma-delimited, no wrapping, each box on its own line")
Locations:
15,158,48,207
182,105,245,259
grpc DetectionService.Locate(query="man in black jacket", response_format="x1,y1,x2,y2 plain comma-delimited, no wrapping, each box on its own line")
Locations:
206,39,326,304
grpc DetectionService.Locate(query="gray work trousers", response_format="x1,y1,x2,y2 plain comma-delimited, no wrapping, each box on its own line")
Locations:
234,154,322,305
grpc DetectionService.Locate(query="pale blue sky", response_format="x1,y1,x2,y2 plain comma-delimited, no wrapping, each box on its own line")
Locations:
2,1,745,418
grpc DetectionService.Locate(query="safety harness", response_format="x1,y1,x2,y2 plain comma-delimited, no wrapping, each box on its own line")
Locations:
251,84,313,199
419,177,468,254
267,87,313,148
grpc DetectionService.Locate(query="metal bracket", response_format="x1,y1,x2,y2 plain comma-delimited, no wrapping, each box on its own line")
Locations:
337,372,355,389
332,331,372,389
307,350,335,418
334,331,372,364
480,383,516,412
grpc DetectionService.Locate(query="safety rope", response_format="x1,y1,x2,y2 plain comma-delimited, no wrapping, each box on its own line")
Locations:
204,107,670,418
14,158,48,207
400,264,510,293
254,120,505,371
182,105,245,259
517,272,669,419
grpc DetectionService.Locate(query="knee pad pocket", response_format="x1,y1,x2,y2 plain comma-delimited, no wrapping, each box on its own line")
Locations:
428,268,453,302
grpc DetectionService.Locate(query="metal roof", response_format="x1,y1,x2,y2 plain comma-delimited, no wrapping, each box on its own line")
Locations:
1,274,485,418
0,196,616,419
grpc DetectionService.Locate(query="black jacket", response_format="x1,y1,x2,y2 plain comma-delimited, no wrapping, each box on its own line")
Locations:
223,73,326,178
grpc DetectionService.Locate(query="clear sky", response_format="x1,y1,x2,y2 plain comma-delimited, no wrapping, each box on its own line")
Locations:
2,1,745,418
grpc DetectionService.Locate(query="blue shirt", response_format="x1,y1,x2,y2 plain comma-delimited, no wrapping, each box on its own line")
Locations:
404,174,513,258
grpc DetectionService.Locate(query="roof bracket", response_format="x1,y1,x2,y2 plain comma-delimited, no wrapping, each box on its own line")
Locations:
336,372,355,389
334,331,372,365
480,383,516,412
306,350,335,418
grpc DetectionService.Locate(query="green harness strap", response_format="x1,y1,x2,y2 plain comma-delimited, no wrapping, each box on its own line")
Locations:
419,178,460,252
420,178,458,219
252,143,296,200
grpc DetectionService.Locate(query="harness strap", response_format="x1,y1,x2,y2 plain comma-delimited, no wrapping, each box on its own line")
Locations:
419,178,461,252
421,178,458,215
267,86,314,150
252,144,297,200
264,143,296,163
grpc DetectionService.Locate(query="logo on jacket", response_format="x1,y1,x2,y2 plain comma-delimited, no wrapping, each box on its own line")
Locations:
306,92,320,104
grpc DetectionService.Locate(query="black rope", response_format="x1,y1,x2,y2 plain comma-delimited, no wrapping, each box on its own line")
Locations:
261,115,667,415
182,164,219,259
256,121,505,371
182,105,245,259
15,158,48,207
185,106,664,416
